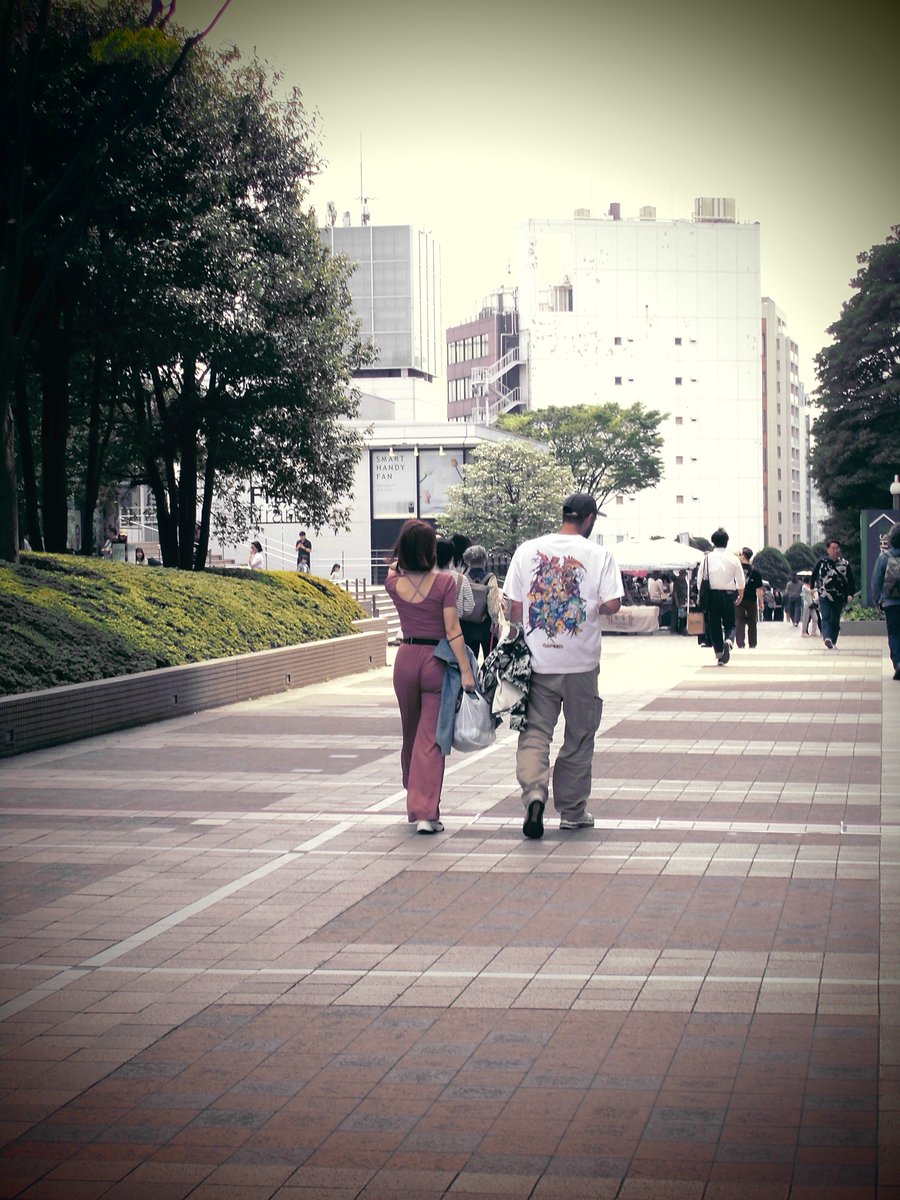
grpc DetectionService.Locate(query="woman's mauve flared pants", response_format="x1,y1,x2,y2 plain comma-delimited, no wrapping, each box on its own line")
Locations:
393,644,446,822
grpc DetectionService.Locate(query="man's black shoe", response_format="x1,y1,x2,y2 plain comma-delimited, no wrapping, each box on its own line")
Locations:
720,643,730,665
523,800,545,840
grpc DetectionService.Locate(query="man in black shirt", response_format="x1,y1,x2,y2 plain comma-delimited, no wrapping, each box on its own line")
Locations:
735,548,764,649
295,530,312,573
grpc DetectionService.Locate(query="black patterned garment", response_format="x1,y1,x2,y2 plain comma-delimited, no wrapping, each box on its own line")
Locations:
478,632,532,732
811,554,856,603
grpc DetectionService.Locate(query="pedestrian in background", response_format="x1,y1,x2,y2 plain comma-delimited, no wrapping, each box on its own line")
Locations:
436,537,475,619
734,548,764,649
801,576,819,637
784,574,803,626
871,520,900,680
460,544,503,662
295,530,312,573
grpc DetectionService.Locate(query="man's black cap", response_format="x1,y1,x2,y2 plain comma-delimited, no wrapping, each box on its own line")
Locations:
562,492,598,520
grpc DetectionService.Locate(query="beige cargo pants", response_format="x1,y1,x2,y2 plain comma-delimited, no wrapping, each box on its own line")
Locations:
516,667,603,819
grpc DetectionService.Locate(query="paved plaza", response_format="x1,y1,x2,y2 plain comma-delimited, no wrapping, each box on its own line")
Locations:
1,622,898,1199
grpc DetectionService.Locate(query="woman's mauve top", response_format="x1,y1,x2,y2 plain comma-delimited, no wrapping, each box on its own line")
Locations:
386,570,455,640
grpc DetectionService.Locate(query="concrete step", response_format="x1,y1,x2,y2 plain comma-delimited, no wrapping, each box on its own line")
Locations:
371,587,402,644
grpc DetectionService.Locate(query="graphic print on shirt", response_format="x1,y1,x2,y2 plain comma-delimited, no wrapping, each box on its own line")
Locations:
526,551,587,642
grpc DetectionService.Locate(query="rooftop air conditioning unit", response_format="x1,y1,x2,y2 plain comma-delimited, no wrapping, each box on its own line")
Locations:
574,208,591,219
639,206,656,220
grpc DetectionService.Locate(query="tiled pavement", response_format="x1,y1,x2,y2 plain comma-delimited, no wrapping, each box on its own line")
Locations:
1,623,897,1199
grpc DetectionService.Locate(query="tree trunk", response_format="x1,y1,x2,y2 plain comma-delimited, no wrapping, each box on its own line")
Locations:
81,349,115,556
13,367,43,550
195,401,218,570
0,387,18,562
176,358,198,570
38,287,72,551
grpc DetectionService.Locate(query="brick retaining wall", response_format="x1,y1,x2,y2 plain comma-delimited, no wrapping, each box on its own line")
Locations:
0,618,387,758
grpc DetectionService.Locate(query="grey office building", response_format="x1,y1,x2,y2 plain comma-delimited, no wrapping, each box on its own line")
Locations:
321,224,441,382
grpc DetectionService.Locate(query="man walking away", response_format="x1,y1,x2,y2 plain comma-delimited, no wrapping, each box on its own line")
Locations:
703,528,744,666
735,548,764,649
503,493,624,839
811,539,856,649
871,521,900,680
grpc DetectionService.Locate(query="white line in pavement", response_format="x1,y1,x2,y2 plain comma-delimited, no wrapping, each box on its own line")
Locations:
363,732,518,812
0,967,90,1021
76,823,354,973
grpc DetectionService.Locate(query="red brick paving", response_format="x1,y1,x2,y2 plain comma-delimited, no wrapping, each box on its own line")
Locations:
0,625,895,1197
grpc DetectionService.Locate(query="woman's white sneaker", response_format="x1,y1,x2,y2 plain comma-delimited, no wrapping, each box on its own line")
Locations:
416,820,444,834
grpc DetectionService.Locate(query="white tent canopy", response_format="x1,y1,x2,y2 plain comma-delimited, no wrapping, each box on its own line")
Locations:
610,539,706,570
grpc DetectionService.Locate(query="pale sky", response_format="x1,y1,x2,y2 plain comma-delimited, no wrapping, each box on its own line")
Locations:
179,0,899,388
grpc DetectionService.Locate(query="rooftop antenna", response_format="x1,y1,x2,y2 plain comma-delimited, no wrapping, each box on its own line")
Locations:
359,134,374,225
326,200,337,228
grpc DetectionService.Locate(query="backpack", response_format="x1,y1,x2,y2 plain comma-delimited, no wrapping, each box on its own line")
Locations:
884,555,900,600
467,573,496,623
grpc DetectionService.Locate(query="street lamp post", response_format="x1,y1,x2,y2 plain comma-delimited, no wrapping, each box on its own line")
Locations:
891,474,900,511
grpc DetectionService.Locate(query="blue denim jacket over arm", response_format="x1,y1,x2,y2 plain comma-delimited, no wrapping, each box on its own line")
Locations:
433,638,479,756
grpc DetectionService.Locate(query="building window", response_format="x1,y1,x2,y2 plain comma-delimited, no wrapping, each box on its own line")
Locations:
615,376,622,385
676,455,683,465
674,337,682,345
676,495,684,504
675,416,683,426
614,336,622,345
616,494,624,505
675,377,682,385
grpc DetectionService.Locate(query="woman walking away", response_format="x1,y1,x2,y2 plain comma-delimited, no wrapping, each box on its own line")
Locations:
386,520,476,833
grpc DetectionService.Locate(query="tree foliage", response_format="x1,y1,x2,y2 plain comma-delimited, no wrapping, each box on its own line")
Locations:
437,441,572,556
810,227,900,564
1,0,232,562
4,2,371,568
496,402,665,509
785,541,817,572
753,546,792,588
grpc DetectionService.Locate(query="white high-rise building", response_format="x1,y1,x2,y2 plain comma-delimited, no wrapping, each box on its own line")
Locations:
515,200,764,547
760,297,812,550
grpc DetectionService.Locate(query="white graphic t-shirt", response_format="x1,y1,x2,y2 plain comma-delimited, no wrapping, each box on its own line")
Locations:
504,534,624,674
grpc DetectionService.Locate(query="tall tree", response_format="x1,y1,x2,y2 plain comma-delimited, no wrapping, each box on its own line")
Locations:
497,402,665,509
7,5,370,567
810,227,900,563
437,441,572,557
0,0,233,563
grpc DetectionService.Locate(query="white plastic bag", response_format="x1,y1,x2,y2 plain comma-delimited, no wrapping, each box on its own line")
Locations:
452,688,496,753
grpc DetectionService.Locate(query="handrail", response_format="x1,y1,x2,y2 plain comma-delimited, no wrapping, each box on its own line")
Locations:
470,345,523,387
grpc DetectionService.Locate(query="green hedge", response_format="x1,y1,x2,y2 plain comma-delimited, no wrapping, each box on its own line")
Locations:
0,553,366,697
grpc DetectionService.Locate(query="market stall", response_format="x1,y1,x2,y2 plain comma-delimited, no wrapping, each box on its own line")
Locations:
606,539,707,634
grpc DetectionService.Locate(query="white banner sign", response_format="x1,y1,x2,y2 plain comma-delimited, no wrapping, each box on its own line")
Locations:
372,450,417,518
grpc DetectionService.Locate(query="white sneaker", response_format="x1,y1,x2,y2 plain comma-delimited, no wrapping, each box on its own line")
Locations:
559,812,595,830
416,819,444,834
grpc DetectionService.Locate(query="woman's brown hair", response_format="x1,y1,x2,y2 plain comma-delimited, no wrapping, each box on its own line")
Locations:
393,519,436,572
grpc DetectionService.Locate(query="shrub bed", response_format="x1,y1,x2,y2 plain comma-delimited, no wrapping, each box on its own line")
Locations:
0,553,365,696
